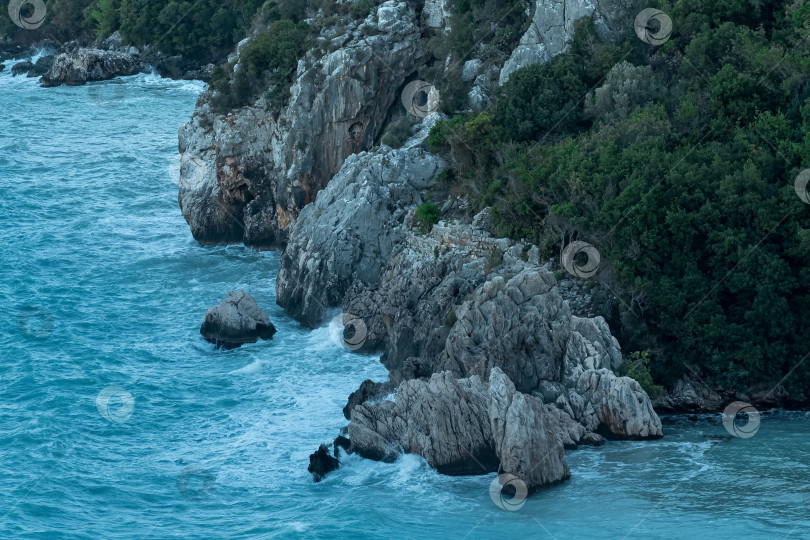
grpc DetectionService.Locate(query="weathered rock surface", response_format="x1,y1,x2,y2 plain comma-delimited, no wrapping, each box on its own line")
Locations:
177,1,425,248
40,48,139,87
653,373,725,413
499,0,644,84
349,371,498,474
276,144,443,326
200,290,276,349
343,379,395,420
488,368,570,491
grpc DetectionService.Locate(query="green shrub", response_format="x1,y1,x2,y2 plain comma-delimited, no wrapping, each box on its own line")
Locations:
616,351,663,398
416,202,440,233
484,247,503,273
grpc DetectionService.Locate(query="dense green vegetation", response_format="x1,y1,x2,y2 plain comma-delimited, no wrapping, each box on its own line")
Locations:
429,0,810,394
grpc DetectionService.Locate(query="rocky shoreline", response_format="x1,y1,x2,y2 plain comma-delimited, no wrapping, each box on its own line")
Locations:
1,31,213,86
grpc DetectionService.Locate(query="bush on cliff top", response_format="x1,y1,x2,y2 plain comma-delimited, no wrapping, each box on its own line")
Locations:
427,1,810,394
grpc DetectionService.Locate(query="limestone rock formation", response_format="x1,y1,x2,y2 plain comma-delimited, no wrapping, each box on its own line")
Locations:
499,0,644,84
349,371,498,474
177,1,425,248
200,290,276,349
307,444,339,482
40,48,139,87
276,144,443,327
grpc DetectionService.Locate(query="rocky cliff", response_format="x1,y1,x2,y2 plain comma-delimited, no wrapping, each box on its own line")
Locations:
177,2,425,248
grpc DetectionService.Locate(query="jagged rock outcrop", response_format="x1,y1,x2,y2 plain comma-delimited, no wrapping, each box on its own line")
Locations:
11,60,33,76
26,55,54,77
177,1,425,248
200,290,276,349
349,371,499,474
343,379,395,420
499,0,645,84
40,48,139,87
348,368,571,491
276,143,443,326
488,368,570,491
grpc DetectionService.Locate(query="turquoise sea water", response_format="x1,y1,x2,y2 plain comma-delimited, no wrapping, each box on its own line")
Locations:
1,55,809,539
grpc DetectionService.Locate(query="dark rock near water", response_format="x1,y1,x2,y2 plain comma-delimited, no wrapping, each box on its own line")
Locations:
200,290,276,349
40,48,139,87
26,55,54,77
308,444,339,482
343,379,395,420
11,61,34,76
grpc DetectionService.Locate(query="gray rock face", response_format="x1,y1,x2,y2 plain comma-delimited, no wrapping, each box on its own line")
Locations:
11,61,33,76
177,1,425,248
40,48,139,87
567,369,663,439
439,270,571,393
200,290,276,349
499,0,644,84
349,371,498,474
348,368,571,491
275,145,443,327
488,368,570,491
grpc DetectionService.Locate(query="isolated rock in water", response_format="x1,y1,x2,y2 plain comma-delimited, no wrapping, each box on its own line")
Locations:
177,0,425,247
200,290,276,349
41,48,139,87
349,371,499,474
308,444,339,482
26,55,54,77
11,61,33,76
488,368,570,492
568,369,663,439
276,145,443,327
499,0,644,84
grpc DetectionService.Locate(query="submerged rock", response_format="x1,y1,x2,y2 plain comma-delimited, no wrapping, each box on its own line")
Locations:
41,48,139,87
199,290,276,349
307,444,339,482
